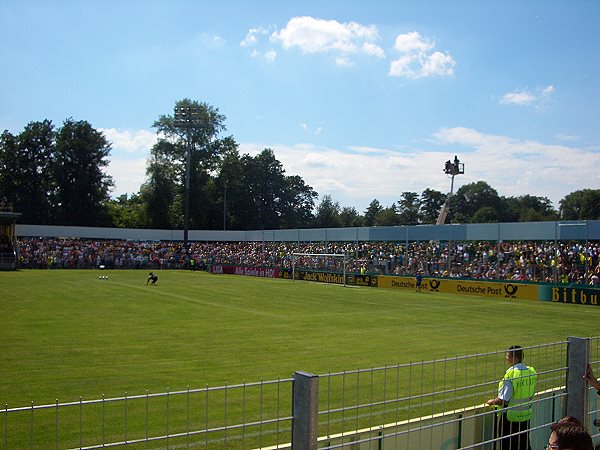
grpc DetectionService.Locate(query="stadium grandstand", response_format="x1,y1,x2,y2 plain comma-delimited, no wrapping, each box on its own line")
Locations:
14,221,600,286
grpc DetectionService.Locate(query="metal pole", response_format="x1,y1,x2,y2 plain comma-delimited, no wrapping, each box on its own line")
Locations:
223,180,227,231
183,128,191,249
566,337,589,424
174,106,197,250
554,221,558,284
585,221,589,283
292,371,319,450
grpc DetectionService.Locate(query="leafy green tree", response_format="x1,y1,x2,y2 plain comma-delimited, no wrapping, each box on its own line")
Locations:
471,206,499,223
502,195,557,222
51,119,113,226
140,144,180,229
314,194,341,228
279,175,317,228
17,121,55,223
242,149,287,229
559,189,600,220
363,199,383,227
397,192,420,225
0,122,55,224
451,181,501,223
339,206,363,227
420,188,446,224
216,141,245,230
104,194,145,228
374,206,399,226
0,131,17,207
149,99,227,229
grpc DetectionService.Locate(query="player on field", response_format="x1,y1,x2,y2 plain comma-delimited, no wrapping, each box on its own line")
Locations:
147,272,158,285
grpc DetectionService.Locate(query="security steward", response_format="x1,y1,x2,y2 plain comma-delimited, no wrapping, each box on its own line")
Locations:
486,345,537,450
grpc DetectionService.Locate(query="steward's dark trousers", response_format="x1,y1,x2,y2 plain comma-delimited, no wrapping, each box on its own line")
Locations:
494,413,531,450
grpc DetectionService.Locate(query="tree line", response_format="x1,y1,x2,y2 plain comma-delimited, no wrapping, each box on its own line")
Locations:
1,99,599,229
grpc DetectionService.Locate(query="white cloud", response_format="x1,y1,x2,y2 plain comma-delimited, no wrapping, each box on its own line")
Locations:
104,127,598,210
432,127,599,204
362,42,386,59
542,85,555,95
335,56,354,67
264,50,277,62
100,128,157,197
100,128,157,154
238,128,598,212
393,31,433,53
389,31,455,79
500,85,555,107
240,27,269,47
299,123,324,135
500,90,536,106
270,16,384,64
555,132,579,142
107,157,147,197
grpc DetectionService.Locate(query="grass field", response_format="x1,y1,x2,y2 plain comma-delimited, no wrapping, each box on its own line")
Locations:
2,269,598,409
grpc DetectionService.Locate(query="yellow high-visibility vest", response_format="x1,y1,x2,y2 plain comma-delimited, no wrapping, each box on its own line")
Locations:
499,365,537,422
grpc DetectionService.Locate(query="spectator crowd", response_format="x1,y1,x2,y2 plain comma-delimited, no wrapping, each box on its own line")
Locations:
14,237,600,285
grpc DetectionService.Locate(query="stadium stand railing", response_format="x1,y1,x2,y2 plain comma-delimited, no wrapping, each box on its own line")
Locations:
2,337,599,449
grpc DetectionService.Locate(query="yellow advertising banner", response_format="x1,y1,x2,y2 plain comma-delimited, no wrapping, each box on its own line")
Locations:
378,276,539,301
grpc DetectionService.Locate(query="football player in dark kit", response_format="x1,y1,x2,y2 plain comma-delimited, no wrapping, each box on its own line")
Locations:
415,271,423,292
147,272,158,285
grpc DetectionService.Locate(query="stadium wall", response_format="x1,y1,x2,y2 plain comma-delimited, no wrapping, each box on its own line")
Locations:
14,220,600,242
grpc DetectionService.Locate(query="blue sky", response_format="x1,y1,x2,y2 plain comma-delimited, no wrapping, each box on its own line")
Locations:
1,0,599,213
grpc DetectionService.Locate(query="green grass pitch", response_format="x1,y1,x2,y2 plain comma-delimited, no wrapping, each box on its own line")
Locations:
1,269,597,408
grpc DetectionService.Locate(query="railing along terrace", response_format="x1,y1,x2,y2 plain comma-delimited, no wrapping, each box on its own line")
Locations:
3,338,599,449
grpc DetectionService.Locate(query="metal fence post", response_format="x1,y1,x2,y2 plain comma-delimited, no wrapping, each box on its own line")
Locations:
292,371,319,450
566,336,589,423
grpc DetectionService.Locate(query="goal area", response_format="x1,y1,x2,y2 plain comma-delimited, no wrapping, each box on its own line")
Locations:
291,252,348,286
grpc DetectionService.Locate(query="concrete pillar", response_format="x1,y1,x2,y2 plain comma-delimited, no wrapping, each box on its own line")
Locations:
566,336,589,423
292,371,319,450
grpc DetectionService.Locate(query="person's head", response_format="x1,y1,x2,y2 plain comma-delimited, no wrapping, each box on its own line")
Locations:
506,345,523,365
550,416,582,430
547,424,593,450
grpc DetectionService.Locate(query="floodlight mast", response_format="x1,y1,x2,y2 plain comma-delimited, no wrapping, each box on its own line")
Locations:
436,156,464,225
173,106,202,250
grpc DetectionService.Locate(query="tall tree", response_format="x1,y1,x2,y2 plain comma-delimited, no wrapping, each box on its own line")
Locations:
397,192,420,225
420,188,446,224
279,175,317,229
0,131,20,212
149,99,227,229
314,194,341,228
363,199,383,227
215,139,245,230
374,206,399,226
51,119,113,226
104,194,145,228
451,181,501,223
339,206,363,227
243,149,288,229
0,122,55,223
502,195,557,222
140,143,180,229
559,189,600,220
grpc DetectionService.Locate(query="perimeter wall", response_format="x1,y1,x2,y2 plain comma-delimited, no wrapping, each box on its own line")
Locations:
15,220,600,242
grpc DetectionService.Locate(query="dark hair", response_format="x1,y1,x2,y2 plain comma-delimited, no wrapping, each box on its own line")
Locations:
550,416,582,432
553,425,593,450
507,345,523,361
